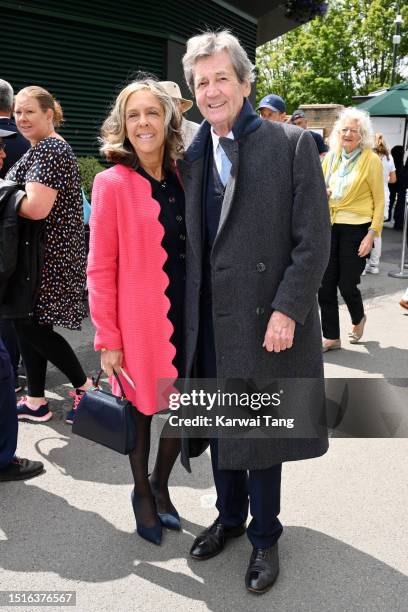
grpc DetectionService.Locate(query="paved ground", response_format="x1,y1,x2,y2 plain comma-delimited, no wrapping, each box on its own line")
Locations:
1,227,407,612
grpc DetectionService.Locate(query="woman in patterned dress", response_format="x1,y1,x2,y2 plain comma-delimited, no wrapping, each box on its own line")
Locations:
6,86,92,423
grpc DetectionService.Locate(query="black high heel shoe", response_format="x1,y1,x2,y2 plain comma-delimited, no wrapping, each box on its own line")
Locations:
131,487,162,545
149,480,181,531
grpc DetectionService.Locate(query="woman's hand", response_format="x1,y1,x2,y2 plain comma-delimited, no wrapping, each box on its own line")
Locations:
358,232,375,257
101,349,123,377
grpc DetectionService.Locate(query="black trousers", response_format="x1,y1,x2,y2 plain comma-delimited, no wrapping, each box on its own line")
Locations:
13,319,87,397
389,184,407,229
318,223,369,340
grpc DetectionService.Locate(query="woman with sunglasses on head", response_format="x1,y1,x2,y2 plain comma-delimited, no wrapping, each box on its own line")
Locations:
318,108,384,352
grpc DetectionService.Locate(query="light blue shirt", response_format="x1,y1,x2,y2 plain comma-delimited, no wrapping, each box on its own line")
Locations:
211,128,234,186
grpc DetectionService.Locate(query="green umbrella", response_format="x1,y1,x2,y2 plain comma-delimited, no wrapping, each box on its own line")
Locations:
356,81,408,116
356,81,408,151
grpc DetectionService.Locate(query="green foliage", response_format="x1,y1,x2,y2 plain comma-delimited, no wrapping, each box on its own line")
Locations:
256,0,408,112
77,157,105,200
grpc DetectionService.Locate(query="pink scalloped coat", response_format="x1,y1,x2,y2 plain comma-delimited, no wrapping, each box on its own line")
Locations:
87,164,178,414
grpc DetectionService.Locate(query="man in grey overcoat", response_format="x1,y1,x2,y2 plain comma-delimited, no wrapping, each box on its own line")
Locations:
178,31,331,594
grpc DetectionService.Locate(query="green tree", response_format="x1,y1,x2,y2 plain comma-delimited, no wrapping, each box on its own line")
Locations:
256,0,408,111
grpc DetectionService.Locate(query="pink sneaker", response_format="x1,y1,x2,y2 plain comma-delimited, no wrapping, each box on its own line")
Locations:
16,397,52,422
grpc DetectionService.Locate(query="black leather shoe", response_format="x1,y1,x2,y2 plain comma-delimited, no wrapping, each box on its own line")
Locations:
190,519,246,560
0,457,44,482
245,544,279,594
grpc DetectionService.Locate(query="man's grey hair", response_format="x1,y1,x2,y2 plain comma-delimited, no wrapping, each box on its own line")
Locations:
182,30,255,94
0,79,14,112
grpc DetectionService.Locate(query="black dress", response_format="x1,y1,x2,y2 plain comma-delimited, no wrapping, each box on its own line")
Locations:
6,137,87,330
136,167,186,376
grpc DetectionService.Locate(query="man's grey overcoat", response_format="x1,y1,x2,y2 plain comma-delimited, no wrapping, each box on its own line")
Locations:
177,101,331,471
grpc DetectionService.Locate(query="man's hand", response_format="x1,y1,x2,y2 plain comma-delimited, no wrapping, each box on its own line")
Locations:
358,232,375,257
263,311,295,353
101,349,123,377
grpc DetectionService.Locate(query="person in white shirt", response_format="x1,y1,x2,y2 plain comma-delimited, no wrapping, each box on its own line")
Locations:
365,133,396,274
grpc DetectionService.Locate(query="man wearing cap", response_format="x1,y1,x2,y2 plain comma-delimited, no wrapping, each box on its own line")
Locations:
0,127,44,481
257,93,286,123
290,109,328,157
159,81,200,149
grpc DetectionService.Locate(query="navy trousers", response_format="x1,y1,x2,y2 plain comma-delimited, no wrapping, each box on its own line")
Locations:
210,439,283,548
198,296,283,549
0,339,18,469
0,320,20,380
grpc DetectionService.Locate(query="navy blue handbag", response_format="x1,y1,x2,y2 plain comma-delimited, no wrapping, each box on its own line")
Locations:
72,369,137,454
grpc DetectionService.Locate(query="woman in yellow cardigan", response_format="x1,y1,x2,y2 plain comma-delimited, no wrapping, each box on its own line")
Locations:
319,108,384,351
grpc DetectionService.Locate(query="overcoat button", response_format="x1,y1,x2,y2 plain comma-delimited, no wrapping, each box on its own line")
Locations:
256,262,266,272
176,215,183,222
179,234,186,240
256,307,265,315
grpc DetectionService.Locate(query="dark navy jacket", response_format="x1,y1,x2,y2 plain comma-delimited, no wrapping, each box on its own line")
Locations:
0,180,45,318
0,117,30,179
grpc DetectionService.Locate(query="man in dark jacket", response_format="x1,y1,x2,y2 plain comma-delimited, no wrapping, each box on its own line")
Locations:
0,123,27,391
0,128,43,481
178,31,330,594
290,109,328,157
0,79,30,179
0,79,30,388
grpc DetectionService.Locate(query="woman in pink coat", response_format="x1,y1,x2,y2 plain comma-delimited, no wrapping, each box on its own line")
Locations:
87,79,185,545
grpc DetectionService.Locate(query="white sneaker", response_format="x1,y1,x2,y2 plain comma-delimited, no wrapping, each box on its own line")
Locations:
366,266,379,274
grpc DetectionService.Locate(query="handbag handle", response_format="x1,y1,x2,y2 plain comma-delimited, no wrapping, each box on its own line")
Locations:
93,368,127,400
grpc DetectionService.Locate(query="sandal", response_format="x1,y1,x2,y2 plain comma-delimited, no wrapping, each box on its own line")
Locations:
348,315,367,344
322,339,341,352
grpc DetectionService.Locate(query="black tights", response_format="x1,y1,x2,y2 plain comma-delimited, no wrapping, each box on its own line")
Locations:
129,413,181,525
13,319,87,397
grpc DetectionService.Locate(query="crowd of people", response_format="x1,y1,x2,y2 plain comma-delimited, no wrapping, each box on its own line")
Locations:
1,28,407,595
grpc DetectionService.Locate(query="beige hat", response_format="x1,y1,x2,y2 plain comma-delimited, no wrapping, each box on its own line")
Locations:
159,81,193,113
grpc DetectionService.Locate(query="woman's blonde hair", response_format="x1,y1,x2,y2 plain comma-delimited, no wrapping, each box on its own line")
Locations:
99,79,183,169
328,107,374,154
16,86,64,128
373,132,390,159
